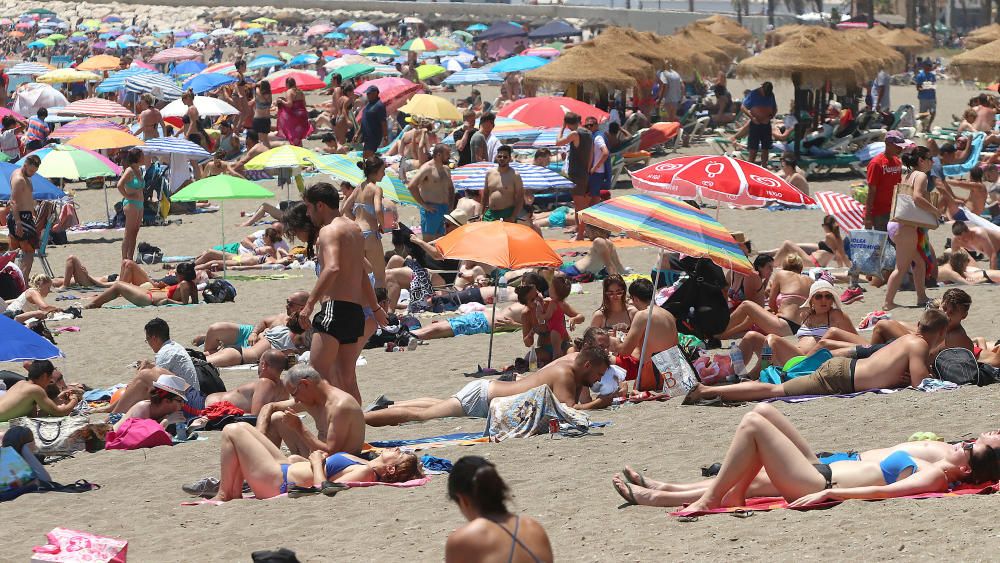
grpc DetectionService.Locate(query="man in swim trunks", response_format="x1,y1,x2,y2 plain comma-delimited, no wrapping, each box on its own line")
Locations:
683,309,948,403
364,346,611,426
204,350,289,415
610,279,679,388
7,155,41,278
557,112,594,241
0,360,81,422
482,145,524,223
299,183,387,404
409,303,527,341
408,144,455,241
951,220,1000,269
257,364,365,456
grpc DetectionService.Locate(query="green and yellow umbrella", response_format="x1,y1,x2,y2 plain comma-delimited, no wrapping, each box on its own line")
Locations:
401,37,439,52
308,153,418,207
416,64,446,81
361,45,400,57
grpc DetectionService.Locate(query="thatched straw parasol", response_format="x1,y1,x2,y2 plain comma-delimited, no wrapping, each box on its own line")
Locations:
949,39,1000,81
525,42,637,91
674,26,748,61
736,34,868,90
878,28,933,54
695,14,753,44
965,24,1000,48
653,35,720,79
766,24,819,45
866,24,891,36
842,30,906,75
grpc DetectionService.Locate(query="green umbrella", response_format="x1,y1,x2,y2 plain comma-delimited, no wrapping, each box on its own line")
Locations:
416,64,446,81
24,8,56,15
48,33,67,41
328,63,374,83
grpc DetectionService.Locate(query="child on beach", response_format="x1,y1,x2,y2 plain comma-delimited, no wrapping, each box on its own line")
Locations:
534,273,584,359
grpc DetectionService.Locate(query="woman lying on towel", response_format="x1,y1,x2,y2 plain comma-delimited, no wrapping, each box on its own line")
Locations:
208,422,422,501
759,215,851,269
83,263,199,309
204,316,309,368
612,404,1000,512
194,228,291,272
936,249,1000,285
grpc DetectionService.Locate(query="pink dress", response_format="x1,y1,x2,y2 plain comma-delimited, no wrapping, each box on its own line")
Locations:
277,98,313,147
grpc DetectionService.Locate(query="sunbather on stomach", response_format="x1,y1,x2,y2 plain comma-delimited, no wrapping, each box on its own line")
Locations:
612,403,1000,511
205,318,309,368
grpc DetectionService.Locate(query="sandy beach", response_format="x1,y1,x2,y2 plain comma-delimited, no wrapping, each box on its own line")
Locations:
4,66,1000,562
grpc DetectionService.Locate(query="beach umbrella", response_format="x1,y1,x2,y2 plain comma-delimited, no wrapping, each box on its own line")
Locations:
475,22,527,42
451,30,473,42
187,32,208,41
398,94,462,121
36,68,99,84
349,22,379,33
814,191,865,232
7,31,24,38
0,313,63,362
0,162,64,201
48,118,128,140
67,129,143,151
286,53,319,67
521,47,561,58
402,38,438,52
403,16,423,24
451,162,573,191
265,70,325,93
140,137,210,159
76,54,120,71
498,96,608,128
305,24,333,37
211,28,234,37
337,20,356,30
442,58,467,73
324,32,347,40
489,55,549,74
694,14,753,43
878,28,933,54
20,144,122,180
47,33,67,41
170,60,206,76
434,221,561,368
149,47,200,64
202,61,238,76
466,23,488,32
13,83,67,116
630,155,814,206
102,15,122,23
248,54,283,70
95,67,155,93
527,19,582,39
124,72,182,101
161,96,239,118
308,153,416,206
415,64,446,81
245,145,321,170
182,72,237,94
252,17,277,24
60,98,133,118
327,63,374,82
24,8,56,15
361,45,400,57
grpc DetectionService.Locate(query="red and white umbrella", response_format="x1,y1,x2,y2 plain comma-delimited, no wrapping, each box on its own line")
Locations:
630,155,815,206
265,70,325,93
59,98,133,118
814,191,865,231
149,47,201,64
497,96,608,128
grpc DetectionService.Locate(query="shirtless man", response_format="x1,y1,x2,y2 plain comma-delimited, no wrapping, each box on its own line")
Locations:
409,302,526,341
0,360,81,422
201,150,236,178
232,131,269,176
204,350,289,414
558,225,626,277
951,220,1000,269
397,120,434,178
973,95,997,133
299,182,387,404
7,154,40,278
481,145,523,223
116,374,186,430
136,93,162,140
195,290,308,354
408,144,455,241
684,309,948,403
364,346,610,426
333,83,357,147
256,364,365,456
610,278,679,387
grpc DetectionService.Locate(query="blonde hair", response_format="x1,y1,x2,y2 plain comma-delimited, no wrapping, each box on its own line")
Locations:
28,273,51,289
783,254,804,273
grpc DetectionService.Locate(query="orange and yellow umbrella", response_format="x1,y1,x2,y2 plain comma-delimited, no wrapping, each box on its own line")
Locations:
67,129,143,151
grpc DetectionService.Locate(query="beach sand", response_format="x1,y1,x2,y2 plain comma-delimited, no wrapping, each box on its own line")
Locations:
4,76,1000,561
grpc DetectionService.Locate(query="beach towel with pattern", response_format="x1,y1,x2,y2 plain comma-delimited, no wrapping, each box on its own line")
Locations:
485,384,590,441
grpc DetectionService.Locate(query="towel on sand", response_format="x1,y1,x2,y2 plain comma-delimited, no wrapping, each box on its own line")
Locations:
485,384,590,442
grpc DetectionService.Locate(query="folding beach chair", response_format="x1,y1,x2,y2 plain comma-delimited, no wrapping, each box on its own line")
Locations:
32,201,56,278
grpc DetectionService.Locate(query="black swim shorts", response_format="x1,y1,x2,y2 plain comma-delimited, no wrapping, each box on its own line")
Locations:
312,300,366,344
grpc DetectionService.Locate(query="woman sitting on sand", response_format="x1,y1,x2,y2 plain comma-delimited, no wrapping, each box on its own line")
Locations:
761,215,851,269
446,456,554,563
717,256,813,340
589,275,636,333
3,274,78,324
84,263,199,309
611,403,1000,513
936,249,1000,285
207,422,422,501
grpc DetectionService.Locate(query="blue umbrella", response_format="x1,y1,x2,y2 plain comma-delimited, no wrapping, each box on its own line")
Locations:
489,55,549,74
0,314,63,362
443,67,504,86
170,60,206,76
183,72,237,94
287,53,319,67
324,32,347,40
189,32,208,41
246,28,264,35
96,67,155,93
337,20,356,30
247,54,283,71
466,23,488,31
527,20,582,39
0,163,64,200
474,22,527,41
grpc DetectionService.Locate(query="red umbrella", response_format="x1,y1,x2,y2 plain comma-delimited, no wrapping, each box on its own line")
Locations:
356,77,423,113
630,155,815,206
497,96,608,128
266,70,325,93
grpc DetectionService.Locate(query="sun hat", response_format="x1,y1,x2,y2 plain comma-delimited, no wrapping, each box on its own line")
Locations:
801,279,842,309
443,209,469,227
152,374,189,399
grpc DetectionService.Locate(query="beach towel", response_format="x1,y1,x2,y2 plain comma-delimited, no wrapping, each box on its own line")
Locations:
761,387,905,404
669,481,998,518
368,432,484,448
485,385,590,442
342,476,432,488
758,349,833,385
942,132,985,177
276,98,313,147
916,227,937,282
105,418,173,450
31,527,128,562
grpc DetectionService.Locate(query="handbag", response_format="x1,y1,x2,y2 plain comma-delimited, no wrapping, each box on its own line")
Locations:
31,527,127,563
847,229,890,276
890,182,938,229
649,346,699,398
8,416,111,456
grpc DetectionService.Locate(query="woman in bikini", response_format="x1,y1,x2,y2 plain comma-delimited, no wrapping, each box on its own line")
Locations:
883,146,936,310
117,147,145,262
612,403,1000,512
252,80,273,148
761,215,851,269
589,275,636,336
194,228,288,272
717,255,809,340
204,315,309,367
207,422,421,502
936,249,1000,285
446,456,553,563
342,156,386,287
83,262,199,309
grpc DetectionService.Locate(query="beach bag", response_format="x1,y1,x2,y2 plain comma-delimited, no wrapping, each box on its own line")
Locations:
690,350,735,386
891,183,938,229
202,279,237,303
650,346,699,398
31,527,127,563
8,416,109,456
104,418,172,451
251,548,300,563
847,229,891,276
0,446,36,500
193,357,226,395
135,242,162,265
933,348,998,386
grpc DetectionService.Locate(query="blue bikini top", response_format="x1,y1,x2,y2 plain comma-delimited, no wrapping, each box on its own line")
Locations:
879,450,918,484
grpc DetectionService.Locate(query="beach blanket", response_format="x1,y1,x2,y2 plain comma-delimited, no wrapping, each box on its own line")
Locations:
668,481,998,518
942,132,985,177
161,256,196,264
366,433,490,452
485,385,590,442
104,303,199,310
761,388,906,404
546,238,647,251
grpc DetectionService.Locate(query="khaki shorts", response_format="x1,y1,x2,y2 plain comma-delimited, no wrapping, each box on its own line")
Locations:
781,357,856,396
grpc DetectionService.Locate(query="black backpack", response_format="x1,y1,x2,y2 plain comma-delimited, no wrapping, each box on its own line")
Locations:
934,348,999,386
202,279,237,303
186,348,226,395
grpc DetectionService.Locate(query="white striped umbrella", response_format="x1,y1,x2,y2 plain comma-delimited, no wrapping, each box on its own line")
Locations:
814,191,865,232
451,162,574,191
96,67,156,93
60,98,133,118
148,47,200,64
442,67,503,86
160,96,238,118
7,61,54,75
124,72,182,101
139,137,210,159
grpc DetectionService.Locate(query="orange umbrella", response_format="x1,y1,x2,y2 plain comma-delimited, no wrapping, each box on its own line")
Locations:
9,30,24,38
76,54,121,72
434,221,561,369
67,129,143,151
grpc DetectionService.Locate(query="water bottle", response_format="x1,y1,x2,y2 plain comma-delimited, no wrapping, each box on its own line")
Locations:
729,343,745,378
527,346,538,371
175,421,188,441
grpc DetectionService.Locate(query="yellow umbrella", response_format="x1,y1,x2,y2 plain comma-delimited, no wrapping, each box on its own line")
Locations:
247,23,264,29
416,64,446,81
36,69,101,84
67,129,144,151
76,54,121,72
398,94,462,121
245,145,321,170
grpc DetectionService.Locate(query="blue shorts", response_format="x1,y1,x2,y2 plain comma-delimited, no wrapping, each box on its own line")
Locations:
816,451,860,464
559,263,581,277
587,171,607,196
747,122,773,152
447,311,490,337
420,203,450,236
236,324,254,348
184,386,205,420
549,206,570,228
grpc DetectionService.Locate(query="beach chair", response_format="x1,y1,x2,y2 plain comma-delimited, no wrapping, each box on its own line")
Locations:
608,133,644,188
32,201,56,278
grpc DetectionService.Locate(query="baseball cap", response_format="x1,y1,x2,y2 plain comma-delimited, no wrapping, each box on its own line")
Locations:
885,130,907,146
365,85,379,94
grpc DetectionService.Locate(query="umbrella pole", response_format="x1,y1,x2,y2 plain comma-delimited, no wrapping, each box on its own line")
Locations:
102,178,111,224
486,276,498,370
635,249,663,391
221,203,227,279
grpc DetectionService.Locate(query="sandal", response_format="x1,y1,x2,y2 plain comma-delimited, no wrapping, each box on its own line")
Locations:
320,481,348,497
612,477,637,506
287,485,320,498
731,508,754,518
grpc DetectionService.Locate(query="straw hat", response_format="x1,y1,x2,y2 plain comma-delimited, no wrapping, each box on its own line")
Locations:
444,209,469,228
152,374,189,399
800,280,842,310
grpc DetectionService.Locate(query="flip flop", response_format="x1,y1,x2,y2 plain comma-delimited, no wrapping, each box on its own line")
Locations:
622,467,648,489
612,477,637,506
731,508,754,518
320,481,349,497
287,486,320,498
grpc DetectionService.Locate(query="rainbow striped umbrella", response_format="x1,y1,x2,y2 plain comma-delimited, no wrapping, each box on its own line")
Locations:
48,118,127,140
19,144,122,180
401,37,438,52
307,153,418,207
579,193,753,276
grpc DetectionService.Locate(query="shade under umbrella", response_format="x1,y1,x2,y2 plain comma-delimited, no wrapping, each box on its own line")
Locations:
0,314,63,362
451,162,574,191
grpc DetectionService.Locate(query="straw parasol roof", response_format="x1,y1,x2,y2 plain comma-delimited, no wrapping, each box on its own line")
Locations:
766,24,819,45
675,25,749,60
694,14,753,44
842,30,906,75
965,23,1000,48
525,42,637,91
653,35,720,79
949,38,1000,81
866,24,891,36
736,33,868,91
878,28,933,53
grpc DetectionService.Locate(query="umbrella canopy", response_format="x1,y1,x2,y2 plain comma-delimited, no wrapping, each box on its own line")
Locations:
20,144,122,180
361,45,401,57
737,33,867,90
95,67,156,93
878,28,933,53
0,314,63,362
248,54,284,71
48,118,127,140
950,39,1000,81
170,60,207,76
67,129,143,151
443,67,504,86
76,54,120,71
398,94,462,121
202,61,238,76
814,191,865,232
527,20,582,39
124,72,182,101
964,23,1000,48
694,14,753,43
402,38,438,52
324,32,348,40
580,193,753,276
183,72,237,94
305,23,333,37
349,22,379,33
434,221,562,270
308,153,417,206
265,70,325,93
60,97,133,118
415,64,446,81
451,162,574,191
139,137,211,159
7,62,53,76
475,22,527,42
328,63,374,82
245,145,320,170
498,96,608,128
467,23,488,32
524,42,640,91
0,162,64,200
13,83,67,117
630,155,815,206
287,53,319,67
490,55,549,74
36,68,100,84
149,47,200,64
170,174,275,201
161,96,238,118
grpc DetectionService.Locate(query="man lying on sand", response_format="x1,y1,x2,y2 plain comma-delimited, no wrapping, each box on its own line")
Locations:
409,304,526,342
115,374,187,430
364,347,610,426
684,309,947,403
203,350,289,415
0,361,81,422
193,291,309,355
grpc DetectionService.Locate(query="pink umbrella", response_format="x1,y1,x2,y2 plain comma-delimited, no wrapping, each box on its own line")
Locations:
265,70,325,93
354,77,423,112
630,155,815,206
130,60,156,70
49,118,128,140
305,24,333,37
60,98,133,118
0,107,25,122
521,47,560,58
498,96,608,128
149,47,200,64
355,76,413,94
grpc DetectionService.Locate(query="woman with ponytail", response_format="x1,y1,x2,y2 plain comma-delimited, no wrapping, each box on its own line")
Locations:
446,456,553,563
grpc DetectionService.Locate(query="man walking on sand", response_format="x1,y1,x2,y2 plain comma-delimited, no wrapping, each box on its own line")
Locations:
299,183,387,404
408,144,455,241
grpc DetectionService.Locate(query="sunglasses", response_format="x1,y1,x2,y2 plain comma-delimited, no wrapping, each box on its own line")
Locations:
813,293,834,301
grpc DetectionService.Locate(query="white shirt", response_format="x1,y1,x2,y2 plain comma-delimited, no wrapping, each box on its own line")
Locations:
250,229,290,253
658,69,683,103
485,134,501,164
872,70,891,111
591,134,608,169
0,129,18,158
155,340,199,392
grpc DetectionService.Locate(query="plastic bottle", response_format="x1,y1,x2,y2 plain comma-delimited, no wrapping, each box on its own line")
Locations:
729,343,745,378
527,346,538,371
